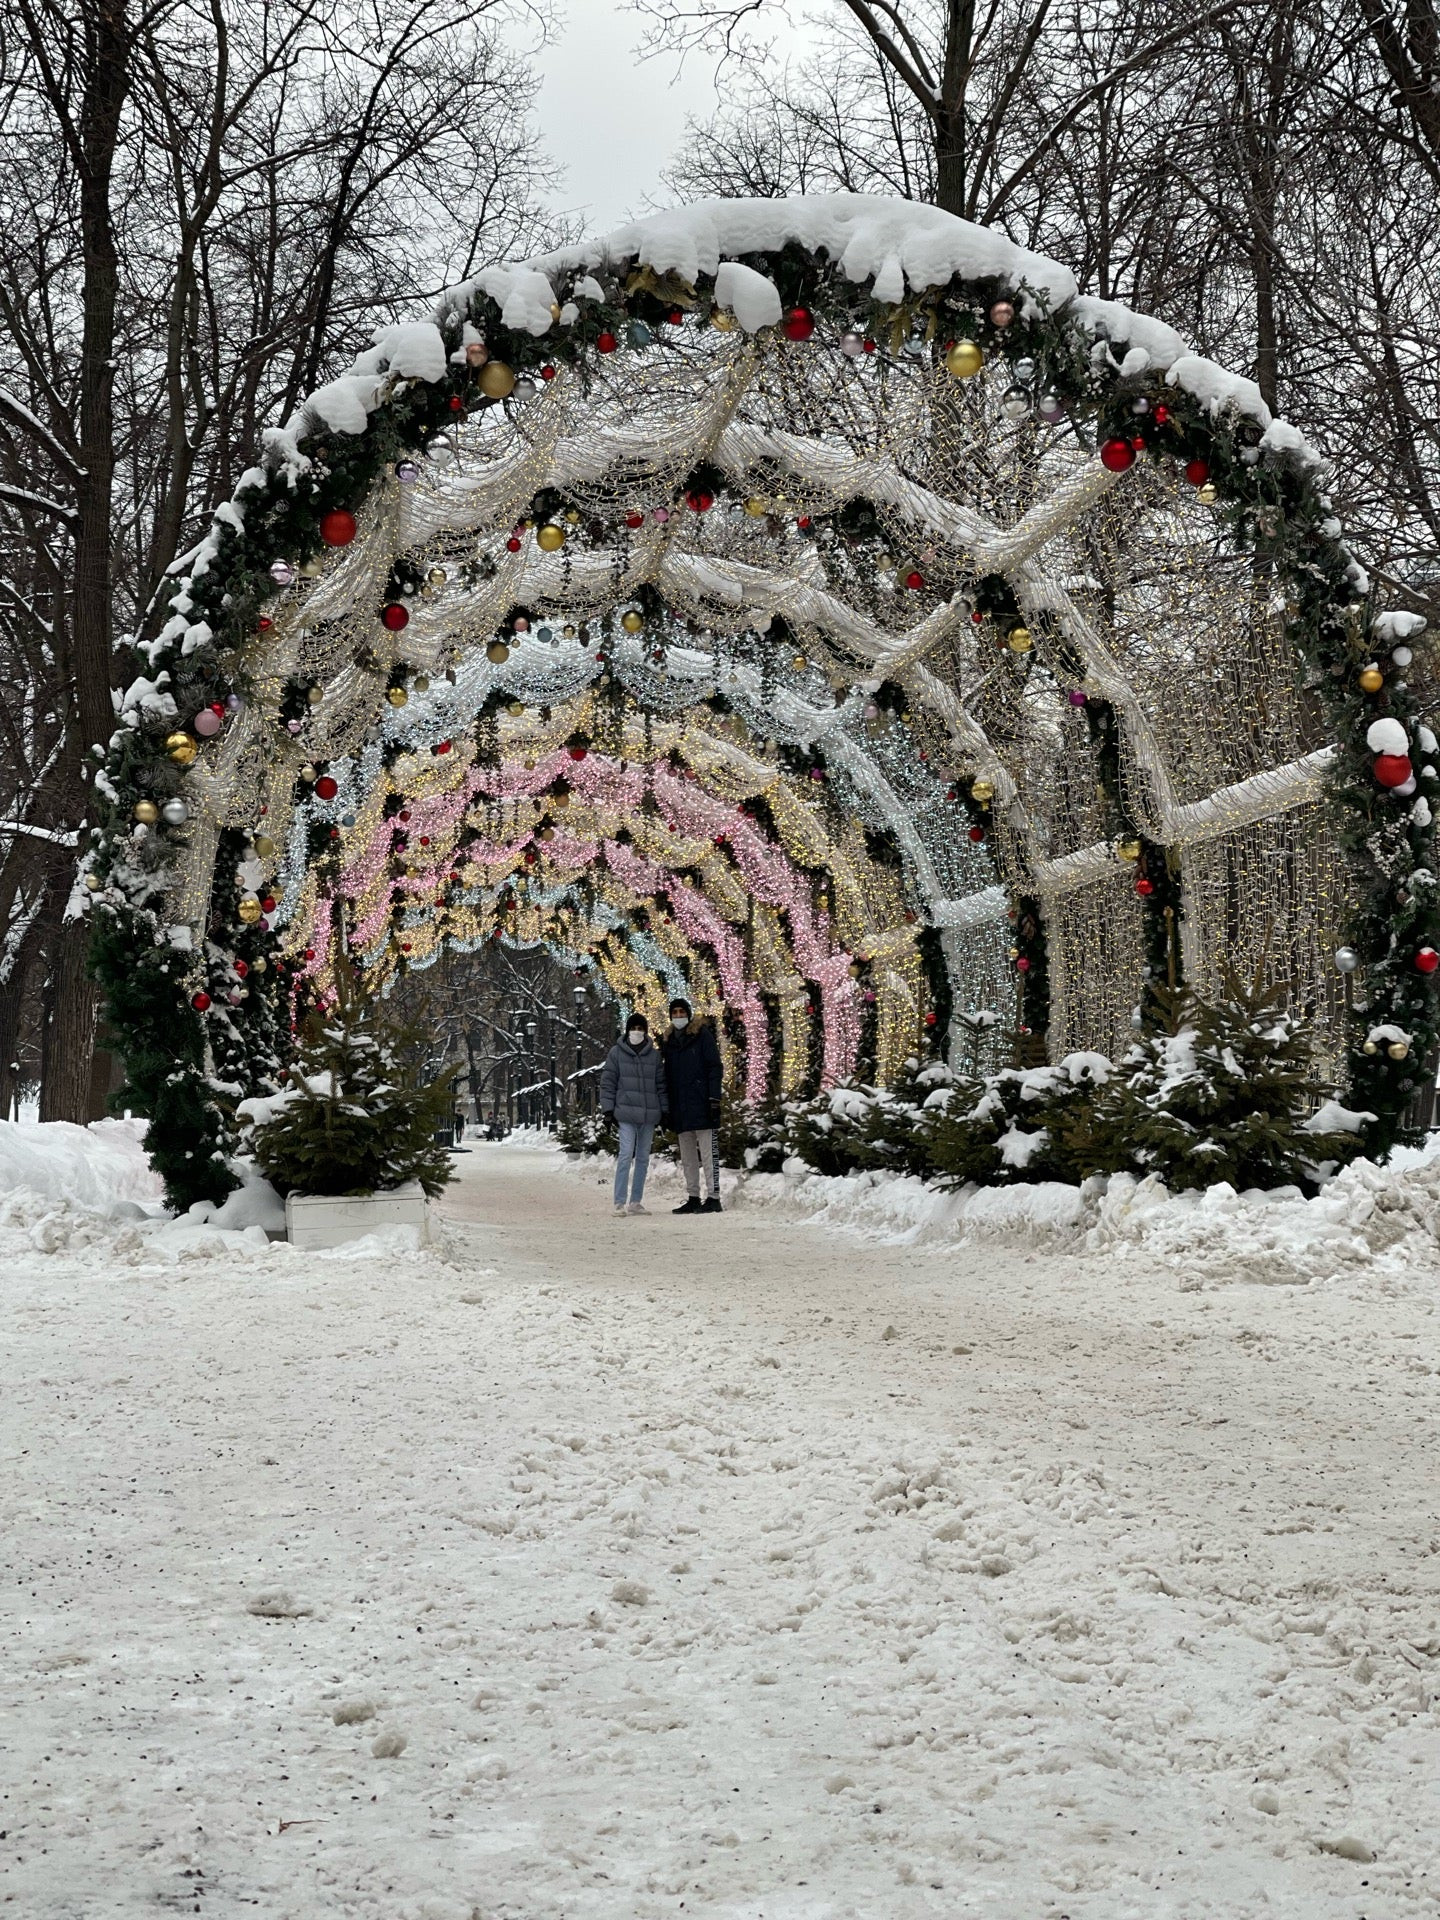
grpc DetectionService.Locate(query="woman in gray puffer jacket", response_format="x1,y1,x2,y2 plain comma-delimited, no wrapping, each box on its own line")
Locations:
599,1013,668,1215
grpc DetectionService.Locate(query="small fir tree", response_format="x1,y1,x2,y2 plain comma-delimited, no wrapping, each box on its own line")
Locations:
1081,967,1367,1192
242,962,456,1198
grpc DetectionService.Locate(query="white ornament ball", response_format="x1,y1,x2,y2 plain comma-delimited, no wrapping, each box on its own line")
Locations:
1391,645,1413,667
1395,775,1418,796
839,331,865,358
1334,946,1359,973
268,559,295,587
1366,717,1409,755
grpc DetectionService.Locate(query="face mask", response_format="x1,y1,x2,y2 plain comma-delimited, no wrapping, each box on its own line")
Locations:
626,1028,645,1045
670,1014,689,1030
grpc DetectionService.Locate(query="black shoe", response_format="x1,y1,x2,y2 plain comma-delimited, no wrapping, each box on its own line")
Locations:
673,1196,703,1214
702,1195,723,1213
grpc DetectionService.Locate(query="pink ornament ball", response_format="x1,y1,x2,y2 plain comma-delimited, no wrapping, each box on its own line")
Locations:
1068,689,1087,706
193,708,222,737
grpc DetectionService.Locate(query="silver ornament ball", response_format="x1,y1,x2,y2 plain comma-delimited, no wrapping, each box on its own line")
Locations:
161,798,189,827
1334,946,1359,973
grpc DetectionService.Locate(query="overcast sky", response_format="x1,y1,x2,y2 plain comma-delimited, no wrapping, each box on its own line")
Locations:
536,0,799,234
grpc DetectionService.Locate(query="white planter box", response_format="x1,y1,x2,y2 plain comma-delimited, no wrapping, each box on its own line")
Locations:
285,1182,429,1250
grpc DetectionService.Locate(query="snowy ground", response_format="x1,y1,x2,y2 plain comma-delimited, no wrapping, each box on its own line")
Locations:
4,1132,1439,1919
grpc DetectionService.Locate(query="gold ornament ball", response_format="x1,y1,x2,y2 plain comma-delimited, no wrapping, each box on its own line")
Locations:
1196,481,1218,506
251,957,267,975
1117,838,1142,862
970,777,995,802
133,799,160,825
387,686,408,707
1006,626,1033,653
710,309,736,332
538,825,555,843
536,523,566,552
165,732,197,766
299,763,317,783
945,340,984,380
253,833,276,859
427,567,448,587
743,497,767,517
238,894,263,925
621,610,644,633
478,360,516,399
486,640,511,664
792,654,809,671
507,700,525,717
1388,1040,1410,1060
307,684,323,704
551,788,571,810
1358,667,1384,693
84,871,103,892
412,673,430,692
1363,1039,1378,1055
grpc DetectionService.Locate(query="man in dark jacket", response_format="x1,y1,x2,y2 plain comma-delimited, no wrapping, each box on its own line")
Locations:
660,998,723,1214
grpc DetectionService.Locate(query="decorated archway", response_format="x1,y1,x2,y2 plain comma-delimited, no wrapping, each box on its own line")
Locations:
87,195,1437,1205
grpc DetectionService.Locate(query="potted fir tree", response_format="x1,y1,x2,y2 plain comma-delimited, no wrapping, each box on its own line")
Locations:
240,962,456,1249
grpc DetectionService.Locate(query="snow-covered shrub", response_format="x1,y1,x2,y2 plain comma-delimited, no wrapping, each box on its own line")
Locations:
926,1053,1112,1187
555,1108,616,1156
1073,976,1372,1193
239,965,455,1199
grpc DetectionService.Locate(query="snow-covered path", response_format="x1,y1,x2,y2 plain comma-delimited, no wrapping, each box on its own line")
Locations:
5,1143,1439,1919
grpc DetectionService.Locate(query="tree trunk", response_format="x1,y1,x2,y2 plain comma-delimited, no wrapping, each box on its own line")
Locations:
40,0,132,1120
39,913,100,1123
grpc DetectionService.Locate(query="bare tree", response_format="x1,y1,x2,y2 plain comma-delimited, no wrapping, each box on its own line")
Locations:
0,0,564,1118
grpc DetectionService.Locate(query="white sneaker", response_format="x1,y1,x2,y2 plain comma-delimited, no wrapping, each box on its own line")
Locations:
613,1205,628,1217
627,1202,648,1215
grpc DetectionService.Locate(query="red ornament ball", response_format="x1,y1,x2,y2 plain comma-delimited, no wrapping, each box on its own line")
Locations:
1417,947,1440,974
781,307,815,342
506,535,522,552
399,809,411,822
905,570,925,591
924,1011,938,1027
1375,752,1413,788
685,487,715,512
260,896,276,913
568,745,587,761
968,825,985,842
319,509,357,547
234,960,249,978
304,947,315,962
1130,435,1146,450
596,330,617,354
1135,877,1155,896
1100,437,1136,472
1016,956,1031,973
1153,404,1170,426
314,774,338,800
1184,458,1210,486
540,364,556,381
448,396,465,413
191,990,211,1011
624,511,644,529
381,602,409,631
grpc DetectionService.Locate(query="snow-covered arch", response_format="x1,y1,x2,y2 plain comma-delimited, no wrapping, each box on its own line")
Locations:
89,194,1437,1205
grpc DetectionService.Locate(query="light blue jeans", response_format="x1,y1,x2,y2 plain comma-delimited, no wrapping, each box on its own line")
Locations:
614,1122,655,1206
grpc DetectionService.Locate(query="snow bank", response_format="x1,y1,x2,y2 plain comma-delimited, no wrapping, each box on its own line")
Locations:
0,1118,160,1212
733,1140,1440,1287
0,1118,432,1266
